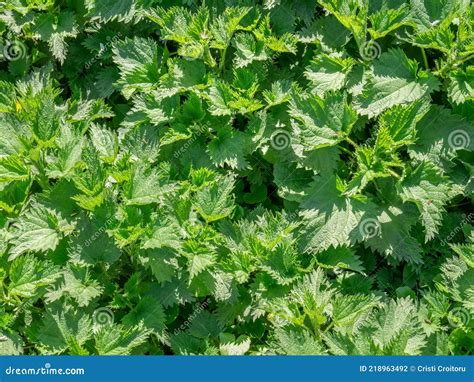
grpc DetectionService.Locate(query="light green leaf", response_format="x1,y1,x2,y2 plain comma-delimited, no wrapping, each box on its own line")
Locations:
305,54,355,96
8,203,72,260
398,161,451,241
289,92,357,149
354,49,439,118
194,176,235,223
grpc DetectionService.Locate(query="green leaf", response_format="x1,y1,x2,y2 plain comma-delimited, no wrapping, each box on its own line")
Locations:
377,99,431,147
398,161,451,241
69,213,121,265
45,266,104,307
354,49,440,118
409,105,474,170
194,176,235,223
186,247,216,280
89,124,118,164
86,0,136,23
8,255,62,298
219,334,251,355
122,296,166,338
272,327,325,355
94,324,150,355
447,67,474,105
0,332,24,355
305,54,355,96
142,223,182,251
124,164,175,206
233,33,269,68
299,175,377,253
211,7,252,49
112,37,162,98
8,203,72,260
289,92,357,149
368,4,412,39
315,246,364,273
317,0,368,49
208,125,252,170
29,303,92,354
32,11,78,63
331,294,378,329
370,298,425,353
46,125,84,179
363,205,423,264
0,81,17,112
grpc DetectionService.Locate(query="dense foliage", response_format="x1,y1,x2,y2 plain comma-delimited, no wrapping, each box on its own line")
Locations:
0,0,473,356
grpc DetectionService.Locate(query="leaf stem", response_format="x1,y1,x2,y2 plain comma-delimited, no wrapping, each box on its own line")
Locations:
345,136,359,149
421,48,429,70
218,47,228,75
385,161,404,168
337,144,353,156
323,322,334,333
459,53,474,64
387,168,401,179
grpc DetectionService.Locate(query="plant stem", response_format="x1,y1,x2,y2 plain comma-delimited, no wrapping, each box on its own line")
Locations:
219,47,228,75
337,144,353,156
345,136,359,149
323,322,334,333
421,48,429,70
387,168,401,179
460,53,474,64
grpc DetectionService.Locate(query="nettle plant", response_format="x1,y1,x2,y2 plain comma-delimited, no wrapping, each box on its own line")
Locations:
0,0,473,355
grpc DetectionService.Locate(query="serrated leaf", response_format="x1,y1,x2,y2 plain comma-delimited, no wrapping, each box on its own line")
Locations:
305,54,354,96
447,67,474,105
8,255,62,298
289,92,357,149
398,161,451,241
194,176,235,223
8,203,71,260
354,49,439,118
112,37,161,98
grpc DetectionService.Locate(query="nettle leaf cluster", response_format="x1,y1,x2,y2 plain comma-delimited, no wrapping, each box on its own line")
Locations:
0,0,473,355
